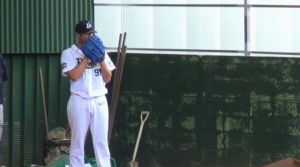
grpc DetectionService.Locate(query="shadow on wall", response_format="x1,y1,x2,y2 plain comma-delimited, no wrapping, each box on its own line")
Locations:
108,54,300,167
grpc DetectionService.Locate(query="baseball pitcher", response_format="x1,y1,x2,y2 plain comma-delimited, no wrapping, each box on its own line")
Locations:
60,20,115,167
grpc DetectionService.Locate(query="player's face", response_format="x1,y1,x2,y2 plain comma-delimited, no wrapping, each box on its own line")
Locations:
78,31,94,43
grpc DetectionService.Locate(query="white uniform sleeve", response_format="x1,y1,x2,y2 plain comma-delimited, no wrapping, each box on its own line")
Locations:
103,52,116,71
61,50,78,77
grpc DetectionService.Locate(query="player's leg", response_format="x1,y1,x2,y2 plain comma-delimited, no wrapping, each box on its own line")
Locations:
0,104,3,141
90,96,111,167
67,95,90,167
0,104,3,158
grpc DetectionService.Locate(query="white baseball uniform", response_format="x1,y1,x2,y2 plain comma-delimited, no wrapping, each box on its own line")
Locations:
0,104,3,140
61,44,115,167
0,54,7,151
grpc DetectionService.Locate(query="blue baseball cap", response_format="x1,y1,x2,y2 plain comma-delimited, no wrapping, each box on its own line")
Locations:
75,20,95,33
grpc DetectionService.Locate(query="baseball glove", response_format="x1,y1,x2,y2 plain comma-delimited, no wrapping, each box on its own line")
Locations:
81,35,106,63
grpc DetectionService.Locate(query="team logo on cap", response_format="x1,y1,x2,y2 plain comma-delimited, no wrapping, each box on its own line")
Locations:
86,23,92,29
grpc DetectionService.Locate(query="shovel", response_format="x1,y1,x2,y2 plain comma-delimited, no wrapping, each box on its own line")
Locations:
129,111,150,167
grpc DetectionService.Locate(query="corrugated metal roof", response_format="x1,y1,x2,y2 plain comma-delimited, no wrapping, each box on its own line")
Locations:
0,0,93,54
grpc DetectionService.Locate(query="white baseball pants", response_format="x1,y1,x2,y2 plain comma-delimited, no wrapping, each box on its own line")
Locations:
0,104,3,141
67,94,111,167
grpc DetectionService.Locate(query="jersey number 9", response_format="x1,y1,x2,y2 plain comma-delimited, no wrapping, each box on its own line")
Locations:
94,69,101,76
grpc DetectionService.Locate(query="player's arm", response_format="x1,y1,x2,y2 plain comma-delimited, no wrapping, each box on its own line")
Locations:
66,57,89,81
0,55,8,81
100,62,112,83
